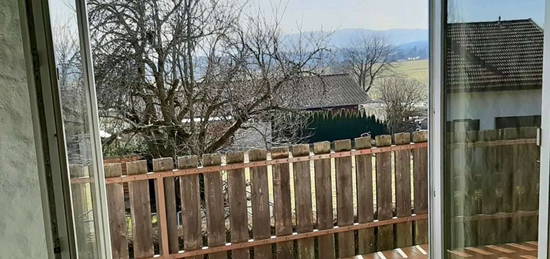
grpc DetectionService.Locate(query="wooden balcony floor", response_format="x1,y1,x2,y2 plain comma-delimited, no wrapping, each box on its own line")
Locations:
346,242,538,259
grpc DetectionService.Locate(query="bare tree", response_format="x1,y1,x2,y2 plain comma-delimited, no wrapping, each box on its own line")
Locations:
375,77,426,133
88,0,328,157
341,36,396,93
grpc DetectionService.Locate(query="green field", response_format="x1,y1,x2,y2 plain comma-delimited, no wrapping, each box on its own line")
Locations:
390,59,429,84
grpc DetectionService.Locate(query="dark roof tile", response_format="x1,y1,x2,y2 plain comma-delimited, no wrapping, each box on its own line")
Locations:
286,73,371,109
446,19,543,92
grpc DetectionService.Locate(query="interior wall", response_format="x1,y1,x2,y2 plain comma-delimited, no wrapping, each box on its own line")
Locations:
0,0,50,257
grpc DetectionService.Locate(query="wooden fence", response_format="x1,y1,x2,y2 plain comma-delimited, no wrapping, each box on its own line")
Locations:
73,131,429,258
446,127,539,250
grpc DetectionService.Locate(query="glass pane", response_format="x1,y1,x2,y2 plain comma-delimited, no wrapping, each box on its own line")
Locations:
49,0,100,258
445,0,544,257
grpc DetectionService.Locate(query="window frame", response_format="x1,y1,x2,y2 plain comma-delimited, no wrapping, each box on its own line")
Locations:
429,0,550,258
21,0,112,258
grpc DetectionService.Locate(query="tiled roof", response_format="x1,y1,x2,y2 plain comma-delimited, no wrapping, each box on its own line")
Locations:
286,73,371,109
446,19,543,92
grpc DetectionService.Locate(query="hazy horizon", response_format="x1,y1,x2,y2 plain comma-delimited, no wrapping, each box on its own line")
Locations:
245,0,429,33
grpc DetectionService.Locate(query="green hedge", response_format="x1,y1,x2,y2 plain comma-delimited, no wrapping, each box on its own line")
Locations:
301,110,388,143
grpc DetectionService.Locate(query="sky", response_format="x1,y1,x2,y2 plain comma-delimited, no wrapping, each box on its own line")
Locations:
47,0,546,36
245,0,429,33
246,0,546,34
448,0,545,26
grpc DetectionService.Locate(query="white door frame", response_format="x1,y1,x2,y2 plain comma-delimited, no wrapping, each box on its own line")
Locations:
429,0,550,258
428,0,445,257
538,0,550,257
22,0,113,257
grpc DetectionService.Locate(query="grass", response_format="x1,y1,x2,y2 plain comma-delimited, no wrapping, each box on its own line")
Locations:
390,59,429,84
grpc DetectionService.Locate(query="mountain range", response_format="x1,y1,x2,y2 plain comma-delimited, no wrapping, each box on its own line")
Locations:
284,28,429,61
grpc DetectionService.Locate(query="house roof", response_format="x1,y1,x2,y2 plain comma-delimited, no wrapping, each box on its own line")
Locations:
446,19,543,92
287,73,371,109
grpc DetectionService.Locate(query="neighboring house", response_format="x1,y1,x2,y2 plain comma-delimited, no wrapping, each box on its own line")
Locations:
446,19,543,130
289,73,372,111
227,73,372,150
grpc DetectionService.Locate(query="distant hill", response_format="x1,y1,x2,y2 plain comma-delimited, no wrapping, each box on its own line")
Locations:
284,28,428,61
394,40,429,61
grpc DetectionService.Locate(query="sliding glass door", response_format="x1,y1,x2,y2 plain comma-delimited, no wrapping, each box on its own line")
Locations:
431,0,550,258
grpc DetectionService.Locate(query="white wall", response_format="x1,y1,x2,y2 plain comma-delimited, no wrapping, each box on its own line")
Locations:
0,0,50,257
446,89,542,130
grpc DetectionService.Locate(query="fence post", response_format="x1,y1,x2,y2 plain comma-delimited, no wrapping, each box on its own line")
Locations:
226,151,250,259
412,131,428,245
291,144,315,259
249,149,273,259
394,132,413,248
355,136,376,254
153,158,179,254
517,127,539,242
375,135,394,250
202,153,227,259
104,163,128,258
271,146,294,259
333,139,355,257
127,160,154,257
499,128,518,243
313,141,336,259
177,156,202,259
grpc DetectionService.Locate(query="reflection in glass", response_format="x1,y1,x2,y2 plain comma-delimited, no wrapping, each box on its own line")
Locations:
444,0,543,257
49,1,99,258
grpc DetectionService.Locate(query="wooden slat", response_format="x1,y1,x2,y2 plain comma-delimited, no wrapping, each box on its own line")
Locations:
105,163,129,258
153,158,179,254
202,154,227,259
355,137,376,254
376,135,394,251
313,141,336,259
249,149,272,259
334,139,355,257
462,131,479,247
226,151,250,259
271,147,294,259
498,128,517,244
412,131,428,245
177,156,202,259
70,165,97,259
478,130,499,246
292,144,315,259
394,133,413,248
518,128,539,242
127,160,154,257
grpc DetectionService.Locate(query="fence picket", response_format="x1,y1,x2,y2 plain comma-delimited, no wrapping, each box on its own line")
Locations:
202,154,227,259
499,128,518,243
479,130,499,245
334,139,355,257
355,137,376,254
517,127,539,242
271,147,294,259
249,149,273,259
153,158,179,254
105,163,128,259
292,144,315,259
412,131,428,245
226,151,250,259
313,141,336,259
127,160,154,257
375,135,394,251
394,133,413,248
70,165,97,258
177,156,203,259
